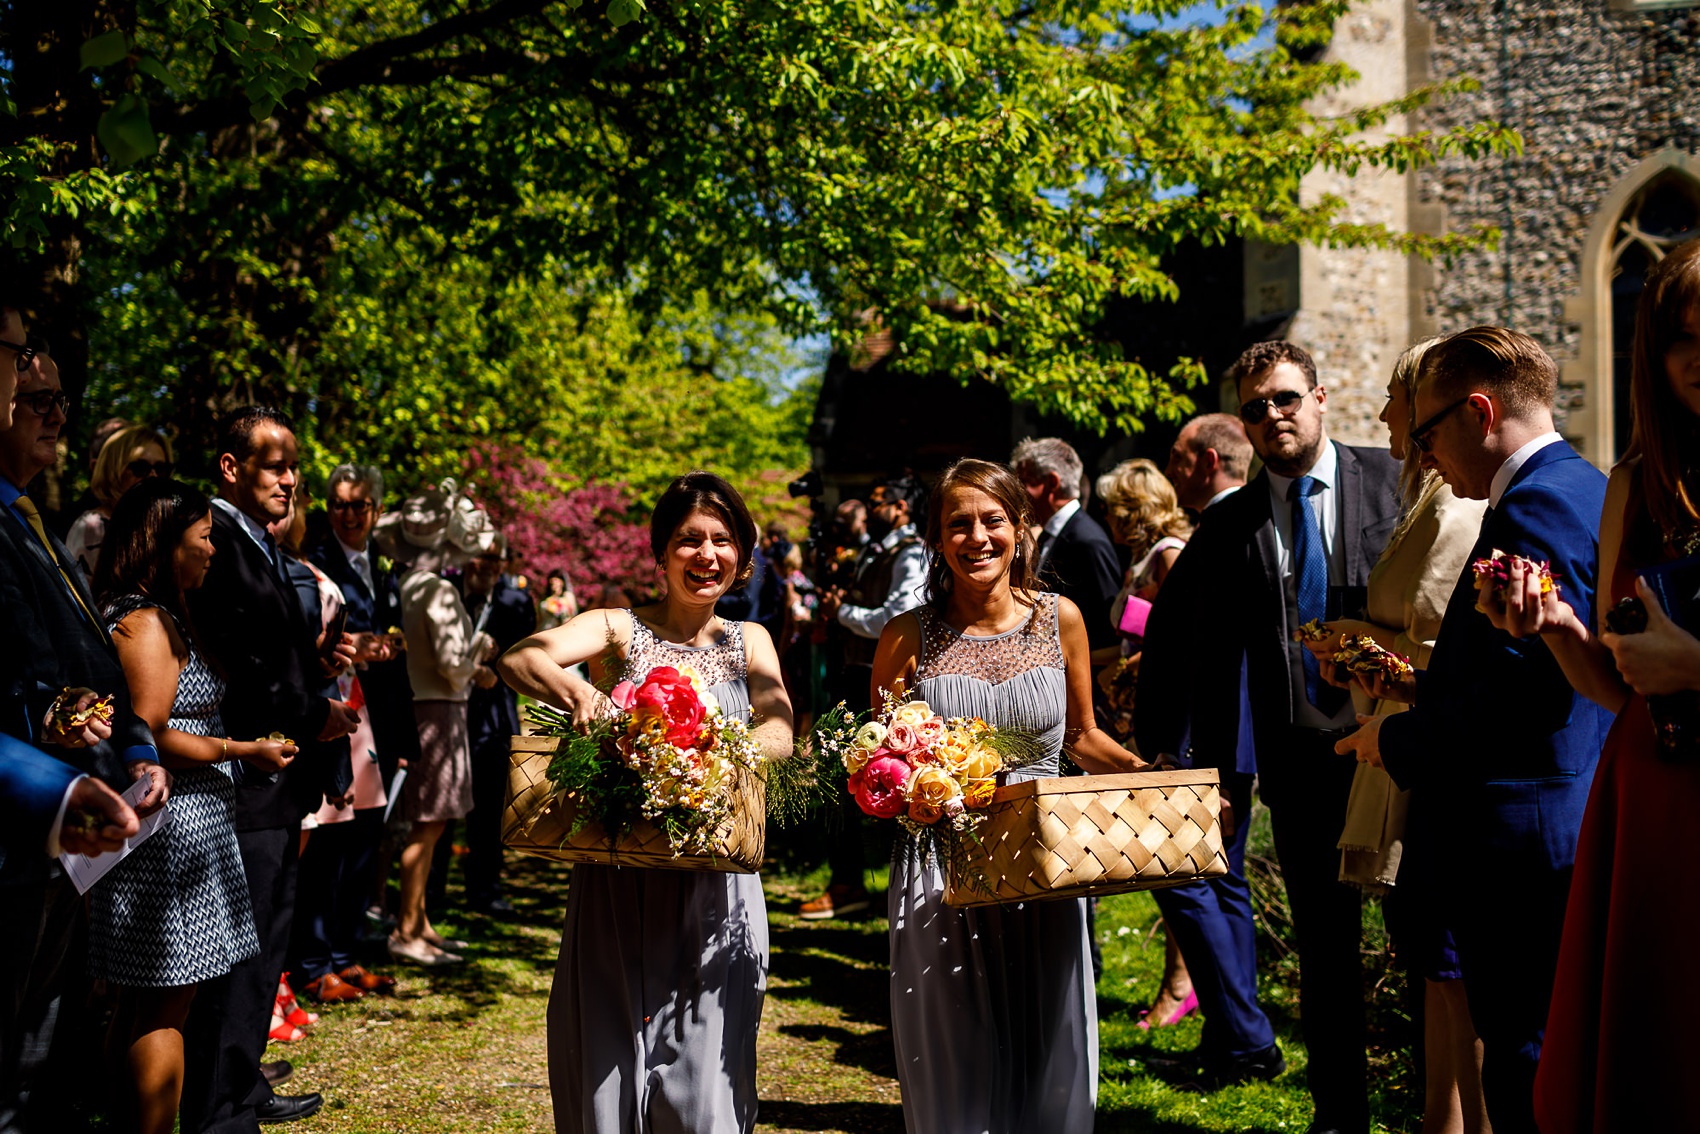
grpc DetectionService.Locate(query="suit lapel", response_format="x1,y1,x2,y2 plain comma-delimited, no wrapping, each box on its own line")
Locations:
1335,442,1367,579
3,509,113,648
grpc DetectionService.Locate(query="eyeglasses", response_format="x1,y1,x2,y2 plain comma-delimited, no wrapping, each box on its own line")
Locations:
1239,388,1314,424
125,459,173,480
0,337,47,374
1408,396,1473,454
329,500,375,515
14,389,70,418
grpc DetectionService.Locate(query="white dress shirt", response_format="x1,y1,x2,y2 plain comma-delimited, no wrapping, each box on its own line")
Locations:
1489,432,1564,507
838,524,930,640
338,536,375,597
1265,442,1355,729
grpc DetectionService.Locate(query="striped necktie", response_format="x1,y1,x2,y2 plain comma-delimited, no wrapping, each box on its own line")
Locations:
13,493,108,642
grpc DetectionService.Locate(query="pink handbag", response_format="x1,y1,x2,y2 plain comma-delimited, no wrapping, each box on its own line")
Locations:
1118,594,1153,640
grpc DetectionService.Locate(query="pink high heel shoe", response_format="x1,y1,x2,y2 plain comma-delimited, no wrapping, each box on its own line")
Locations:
1137,988,1199,1030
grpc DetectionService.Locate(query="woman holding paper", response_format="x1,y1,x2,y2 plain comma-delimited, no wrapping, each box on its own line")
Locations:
90,479,296,1134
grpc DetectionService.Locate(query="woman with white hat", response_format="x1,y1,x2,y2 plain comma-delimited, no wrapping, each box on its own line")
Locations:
373,480,497,965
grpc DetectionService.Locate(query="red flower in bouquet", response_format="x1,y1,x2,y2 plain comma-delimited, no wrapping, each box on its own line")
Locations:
630,667,707,749
848,753,912,819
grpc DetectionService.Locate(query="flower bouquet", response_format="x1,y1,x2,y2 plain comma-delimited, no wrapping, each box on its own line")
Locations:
502,663,767,872
1472,549,1559,597
818,695,1228,907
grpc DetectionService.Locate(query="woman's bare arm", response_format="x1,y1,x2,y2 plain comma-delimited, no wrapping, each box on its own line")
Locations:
869,612,922,707
498,608,633,727
741,622,795,759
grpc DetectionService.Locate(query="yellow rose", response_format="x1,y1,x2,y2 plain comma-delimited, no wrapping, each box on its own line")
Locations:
843,746,872,775
909,764,962,808
893,700,932,728
962,777,997,809
937,731,975,775
962,744,1002,781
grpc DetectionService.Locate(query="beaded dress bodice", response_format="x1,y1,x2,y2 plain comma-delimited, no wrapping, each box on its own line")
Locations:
912,593,1067,779
626,615,752,723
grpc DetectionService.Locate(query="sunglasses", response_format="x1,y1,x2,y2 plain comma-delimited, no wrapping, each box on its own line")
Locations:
126,458,174,480
1239,387,1314,424
14,389,71,418
0,337,48,374
1408,396,1474,454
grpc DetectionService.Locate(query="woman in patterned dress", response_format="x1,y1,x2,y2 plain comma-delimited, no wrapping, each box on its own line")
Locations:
499,471,794,1134
91,480,296,1134
870,459,1146,1134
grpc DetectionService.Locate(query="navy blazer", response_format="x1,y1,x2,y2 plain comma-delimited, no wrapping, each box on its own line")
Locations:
311,538,419,779
1152,443,1402,784
1040,508,1123,651
187,506,347,830
1380,441,1612,871
0,502,156,785
1134,491,1258,775
0,733,81,866
460,577,537,757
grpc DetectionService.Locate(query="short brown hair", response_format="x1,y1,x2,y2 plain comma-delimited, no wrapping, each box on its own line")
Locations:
1229,340,1318,392
1421,326,1557,418
649,471,759,586
1184,413,1253,481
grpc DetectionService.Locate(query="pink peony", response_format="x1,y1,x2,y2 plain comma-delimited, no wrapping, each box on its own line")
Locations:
913,716,947,753
631,667,706,748
851,753,912,819
609,681,638,710
885,721,920,755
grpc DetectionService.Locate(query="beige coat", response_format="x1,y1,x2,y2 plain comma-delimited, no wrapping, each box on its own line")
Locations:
401,568,494,702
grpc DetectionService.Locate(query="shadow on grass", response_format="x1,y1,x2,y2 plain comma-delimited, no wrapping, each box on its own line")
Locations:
758,1099,905,1133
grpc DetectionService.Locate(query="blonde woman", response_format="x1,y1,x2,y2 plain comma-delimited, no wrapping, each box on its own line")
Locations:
1299,339,1491,1134
66,423,174,581
1094,458,1197,1028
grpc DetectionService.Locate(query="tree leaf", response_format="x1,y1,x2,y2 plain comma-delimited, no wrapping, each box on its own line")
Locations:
607,0,645,27
135,55,187,94
79,29,129,71
95,95,157,167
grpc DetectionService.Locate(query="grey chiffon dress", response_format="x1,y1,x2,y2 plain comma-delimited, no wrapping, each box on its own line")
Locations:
548,617,769,1134
889,593,1099,1134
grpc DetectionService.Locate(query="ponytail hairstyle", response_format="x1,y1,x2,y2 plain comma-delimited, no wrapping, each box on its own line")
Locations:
923,459,1039,611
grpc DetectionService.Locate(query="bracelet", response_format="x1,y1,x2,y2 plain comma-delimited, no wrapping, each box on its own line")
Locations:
221,737,229,758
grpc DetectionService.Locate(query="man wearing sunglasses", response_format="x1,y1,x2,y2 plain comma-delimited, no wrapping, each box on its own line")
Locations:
0,300,167,1132
1145,340,1400,1134
1338,327,1610,1134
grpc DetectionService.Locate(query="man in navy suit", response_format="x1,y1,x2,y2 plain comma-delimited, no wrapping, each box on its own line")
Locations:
0,318,169,1134
1136,413,1280,1089
1342,327,1611,1134
1162,342,1403,1134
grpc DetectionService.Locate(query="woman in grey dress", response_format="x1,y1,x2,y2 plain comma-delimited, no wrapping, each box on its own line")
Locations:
91,480,295,1134
870,459,1146,1134
499,472,794,1134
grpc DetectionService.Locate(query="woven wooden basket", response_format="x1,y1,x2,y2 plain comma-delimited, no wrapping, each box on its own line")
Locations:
944,769,1227,908
501,735,765,873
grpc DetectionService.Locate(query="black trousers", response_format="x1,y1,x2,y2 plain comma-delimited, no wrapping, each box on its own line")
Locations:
1262,729,1368,1134
428,738,508,907
0,873,81,1134
182,824,298,1134
289,808,384,979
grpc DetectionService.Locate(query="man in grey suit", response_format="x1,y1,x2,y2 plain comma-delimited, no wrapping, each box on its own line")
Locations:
1163,342,1402,1134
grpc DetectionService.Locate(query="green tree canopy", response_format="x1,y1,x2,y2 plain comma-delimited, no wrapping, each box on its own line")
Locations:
3,0,1518,478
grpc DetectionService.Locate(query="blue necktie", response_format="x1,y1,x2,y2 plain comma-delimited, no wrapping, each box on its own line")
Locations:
1291,475,1333,711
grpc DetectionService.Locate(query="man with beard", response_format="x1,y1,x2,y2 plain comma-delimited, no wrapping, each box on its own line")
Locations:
1166,342,1401,1134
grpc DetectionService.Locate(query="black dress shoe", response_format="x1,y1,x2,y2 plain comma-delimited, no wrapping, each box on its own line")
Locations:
255,1092,323,1124
1175,1043,1286,1092
260,1059,293,1086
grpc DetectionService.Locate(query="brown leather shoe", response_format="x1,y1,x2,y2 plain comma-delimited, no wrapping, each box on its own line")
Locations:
338,964,396,995
798,884,872,921
301,971,365,1003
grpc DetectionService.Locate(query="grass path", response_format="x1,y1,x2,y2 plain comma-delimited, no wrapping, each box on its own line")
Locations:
268,852,1417,1133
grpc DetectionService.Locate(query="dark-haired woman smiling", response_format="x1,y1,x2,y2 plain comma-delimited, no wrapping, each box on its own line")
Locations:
500,471,793,1134
90,479,296,1134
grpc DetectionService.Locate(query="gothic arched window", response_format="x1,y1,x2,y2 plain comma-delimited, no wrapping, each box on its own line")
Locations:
1608,174,1700,459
